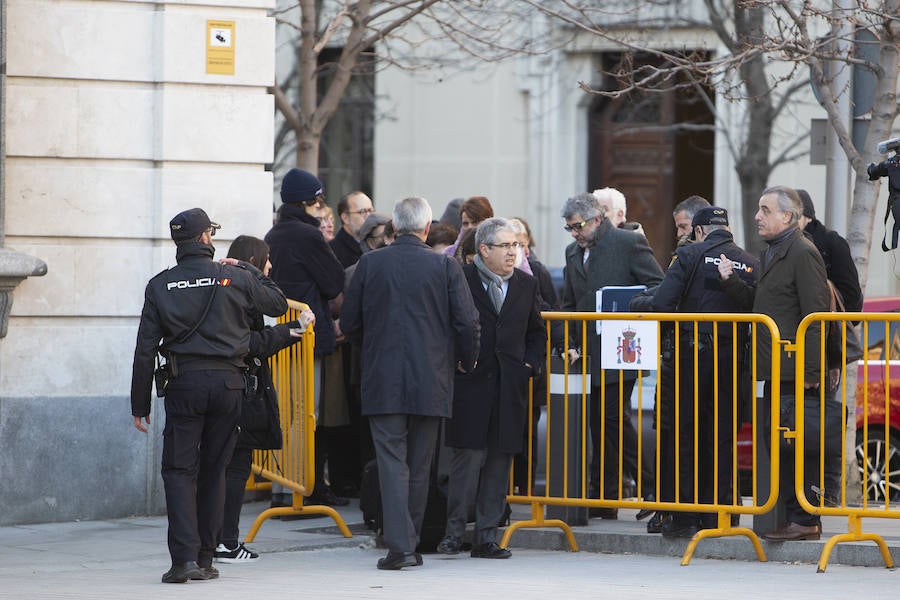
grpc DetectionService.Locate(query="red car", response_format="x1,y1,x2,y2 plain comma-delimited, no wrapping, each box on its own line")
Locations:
854,296,900,501
735,296,900,501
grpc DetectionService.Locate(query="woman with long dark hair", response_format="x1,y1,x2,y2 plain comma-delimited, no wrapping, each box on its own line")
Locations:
214,235,314,562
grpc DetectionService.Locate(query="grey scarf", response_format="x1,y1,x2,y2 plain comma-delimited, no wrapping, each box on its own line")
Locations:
473,254,513,313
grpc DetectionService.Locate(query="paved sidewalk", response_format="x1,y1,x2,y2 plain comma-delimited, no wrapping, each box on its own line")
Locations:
2,499,898,599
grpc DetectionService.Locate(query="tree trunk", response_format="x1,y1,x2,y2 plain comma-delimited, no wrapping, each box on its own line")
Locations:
734,6,773,255
294,0,321,172
846,24,899,294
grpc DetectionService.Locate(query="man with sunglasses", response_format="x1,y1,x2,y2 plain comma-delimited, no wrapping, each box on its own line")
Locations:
131,208,287,583
560,192,664,519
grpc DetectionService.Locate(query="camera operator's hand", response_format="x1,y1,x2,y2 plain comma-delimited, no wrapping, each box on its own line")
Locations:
867,162,880,181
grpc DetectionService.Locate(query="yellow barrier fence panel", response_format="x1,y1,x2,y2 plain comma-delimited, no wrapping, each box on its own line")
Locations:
502,311,780,566
795,312,899,572
244,299,351,542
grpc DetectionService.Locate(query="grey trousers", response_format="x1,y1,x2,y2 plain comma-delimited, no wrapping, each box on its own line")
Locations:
369,414,440,554
444,445,513,545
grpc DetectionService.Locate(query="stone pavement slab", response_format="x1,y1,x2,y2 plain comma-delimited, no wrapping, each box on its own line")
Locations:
1,499,899,599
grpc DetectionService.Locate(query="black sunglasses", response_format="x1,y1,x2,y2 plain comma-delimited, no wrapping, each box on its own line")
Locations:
563,218,593,232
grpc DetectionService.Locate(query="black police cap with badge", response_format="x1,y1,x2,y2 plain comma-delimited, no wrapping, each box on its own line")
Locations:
169,208,221,242
689,206,728,239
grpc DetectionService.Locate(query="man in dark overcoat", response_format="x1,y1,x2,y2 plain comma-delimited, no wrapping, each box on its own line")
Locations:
264,168,348,507
437,218,546,559
797,189,862,505
340,196,480,570
561,192,664,517
719,185,830,541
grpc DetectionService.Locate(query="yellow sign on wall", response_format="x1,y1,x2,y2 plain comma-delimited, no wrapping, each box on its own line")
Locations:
206,20,235,75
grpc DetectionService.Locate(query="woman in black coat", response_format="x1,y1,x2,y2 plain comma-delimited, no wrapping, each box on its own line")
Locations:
214,236,314,563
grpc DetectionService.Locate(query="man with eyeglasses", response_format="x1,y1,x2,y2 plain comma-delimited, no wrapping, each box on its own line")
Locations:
326,191,376,498
331,191,376,268
437,217,545,559
131,208,287,583
560,192,664,519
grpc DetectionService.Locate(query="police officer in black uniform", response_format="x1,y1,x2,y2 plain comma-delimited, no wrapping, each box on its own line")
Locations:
131,208,287,583
643,207,758,538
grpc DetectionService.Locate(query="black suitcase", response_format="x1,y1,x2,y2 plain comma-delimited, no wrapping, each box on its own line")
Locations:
359,458,382,534
357,444,448,553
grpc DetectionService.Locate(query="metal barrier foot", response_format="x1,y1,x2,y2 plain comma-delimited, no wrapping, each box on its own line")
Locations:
243,505,353,543
815,515,896,573
498,503,579,552
681,525,767,566
816,532,894,573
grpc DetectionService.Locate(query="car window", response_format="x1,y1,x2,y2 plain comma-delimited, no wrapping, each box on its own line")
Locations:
860,313,900,361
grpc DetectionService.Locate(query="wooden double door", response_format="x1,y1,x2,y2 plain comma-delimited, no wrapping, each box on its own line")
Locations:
588,78,715,268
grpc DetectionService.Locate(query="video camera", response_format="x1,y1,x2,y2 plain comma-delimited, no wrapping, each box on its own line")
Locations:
868,137,900,251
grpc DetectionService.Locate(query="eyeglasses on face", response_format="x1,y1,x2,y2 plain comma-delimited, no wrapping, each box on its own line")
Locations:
486,242,521,250
349,208,376,216
563,218,593,232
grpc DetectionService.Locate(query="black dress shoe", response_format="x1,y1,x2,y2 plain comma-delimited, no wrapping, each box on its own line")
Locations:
377,551,419,570
646,512,667,534
437,535,462,555
161,562,208,584
308,486,350,507
470,542,512,559
661,517,700,539
200,566,219,579
636,495,655,520
635,508,654,520
414,553,423,566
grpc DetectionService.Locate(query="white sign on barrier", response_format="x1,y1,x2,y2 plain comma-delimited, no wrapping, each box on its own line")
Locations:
599,320,658,371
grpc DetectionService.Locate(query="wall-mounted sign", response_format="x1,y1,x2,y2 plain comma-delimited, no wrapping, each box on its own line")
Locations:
206,20,235,75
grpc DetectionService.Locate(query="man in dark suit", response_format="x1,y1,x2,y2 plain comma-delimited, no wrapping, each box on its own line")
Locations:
561,192,664,518
340,196,480,570
436,218,546,559
330,191,375,269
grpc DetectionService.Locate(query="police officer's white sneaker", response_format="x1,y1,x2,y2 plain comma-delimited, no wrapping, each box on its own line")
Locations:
214,543,260,563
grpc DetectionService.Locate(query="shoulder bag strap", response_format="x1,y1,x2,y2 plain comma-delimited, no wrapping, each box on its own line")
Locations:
160,263,223,354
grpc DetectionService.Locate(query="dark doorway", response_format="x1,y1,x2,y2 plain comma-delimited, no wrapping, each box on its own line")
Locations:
317,46,375,202
588,53,715,267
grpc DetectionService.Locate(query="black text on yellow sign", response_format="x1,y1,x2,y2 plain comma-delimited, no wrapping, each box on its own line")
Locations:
206,20,235,75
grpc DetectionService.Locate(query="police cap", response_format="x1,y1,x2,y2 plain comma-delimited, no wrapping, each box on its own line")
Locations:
691,206,729,228
170,208,220,242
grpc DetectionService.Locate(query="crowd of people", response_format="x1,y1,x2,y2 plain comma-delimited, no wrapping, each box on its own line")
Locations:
130,169,861,580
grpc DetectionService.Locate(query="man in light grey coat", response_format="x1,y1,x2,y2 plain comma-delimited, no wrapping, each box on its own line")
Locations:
340,196,480,570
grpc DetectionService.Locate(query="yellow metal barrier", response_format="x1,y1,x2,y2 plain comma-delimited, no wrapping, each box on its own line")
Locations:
243,299,351,541
794,312,900,572
502,311,781,566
